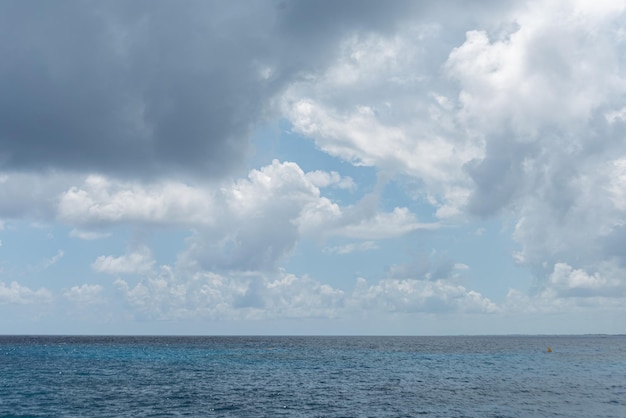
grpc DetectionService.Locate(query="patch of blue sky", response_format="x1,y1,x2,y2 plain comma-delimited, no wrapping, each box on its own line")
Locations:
147,229,191,267
0,221,104,289
0,221,189,291
283,217,529,303
423,219,531,302
116,224,191,270
379,175,439,223
283,231,429,292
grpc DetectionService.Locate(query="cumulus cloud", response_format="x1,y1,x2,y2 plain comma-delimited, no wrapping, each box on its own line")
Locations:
447,2,626,219
351,277,498,314
0,281,53,305
178,160,341,272
50,159,430,275
443,2,626,285
547,263,611,296
305,170,356,190
58,175,216,227
111,260,496,321
63,284,105,305
92,246,155,275
113,266,345,321
503,259,626,315
278,0,626,302
278,19,488,219
175,160,431,272
107,256,624,322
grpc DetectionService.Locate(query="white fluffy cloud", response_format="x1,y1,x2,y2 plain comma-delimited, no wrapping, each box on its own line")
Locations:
111,261,495,321
446,24,623,135
279,0,626,303
280,25,484,220
352,277,499,314
113,266,346,321
58,175,217,227
305,170,356,190
171,160,431,272
92,246,155,275
547,263,612,296
63,283,104,305
0,281,52,305
503,259,626,315
56,159,426,238
178,160,341,272
446,2,626,286
10,159,430,283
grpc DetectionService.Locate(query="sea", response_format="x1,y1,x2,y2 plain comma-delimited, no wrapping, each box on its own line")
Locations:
0,335,624,417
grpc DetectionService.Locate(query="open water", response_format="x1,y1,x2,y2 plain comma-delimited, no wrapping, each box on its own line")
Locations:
0,335,624,417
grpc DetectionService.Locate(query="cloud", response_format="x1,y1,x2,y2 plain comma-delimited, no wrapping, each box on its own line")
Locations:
280,23,484,220
0,172,72,221
445,2,626,221
547,263,611,296
351,277,498,314
178,160,340,272
50,159,429,274
3,0,626,330
43,250,64,269
0,0,425,180
58,175,216,227
333,207,438,240
111,260,496,321
63,284,105,305
69,229,111,240
278,0,626,301
305,170,356,190
175,160,429,272
447,1,626,136
0,2,260,178
503,258,626,315
261,273,346,319
0,281,53,305
324,241,379,255
92,246,155,275
113,266,345,321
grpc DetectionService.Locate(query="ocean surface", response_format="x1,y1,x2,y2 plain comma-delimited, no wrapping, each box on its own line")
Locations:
1,335,624,417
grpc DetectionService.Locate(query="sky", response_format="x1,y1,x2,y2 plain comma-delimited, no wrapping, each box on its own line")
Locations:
1,0,625,335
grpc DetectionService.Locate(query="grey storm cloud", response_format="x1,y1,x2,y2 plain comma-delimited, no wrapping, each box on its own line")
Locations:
0,0,426,180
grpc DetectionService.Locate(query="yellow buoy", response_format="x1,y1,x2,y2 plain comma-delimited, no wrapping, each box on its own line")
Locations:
547,346,552,353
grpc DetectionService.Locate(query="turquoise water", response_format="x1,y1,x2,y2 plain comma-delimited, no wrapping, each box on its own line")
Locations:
1,335,624,417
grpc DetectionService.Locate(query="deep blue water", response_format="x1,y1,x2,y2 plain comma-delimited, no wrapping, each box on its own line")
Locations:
1,335,624,417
